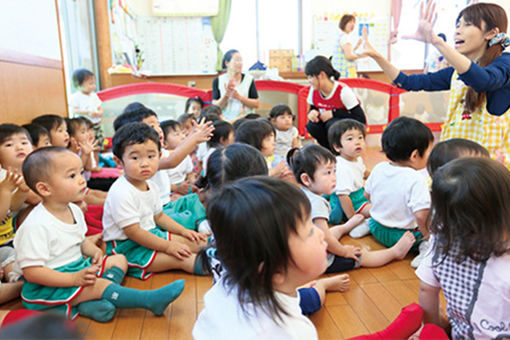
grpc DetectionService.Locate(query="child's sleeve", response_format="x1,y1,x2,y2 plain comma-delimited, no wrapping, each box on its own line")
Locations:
92,92,102,108
108,189,142,229
14,222,50,269
364,171,373,196
408,176,431,213
149,182,163,215
335,163,356,195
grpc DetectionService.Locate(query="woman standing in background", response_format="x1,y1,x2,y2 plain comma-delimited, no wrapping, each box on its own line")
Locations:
331,15,366,78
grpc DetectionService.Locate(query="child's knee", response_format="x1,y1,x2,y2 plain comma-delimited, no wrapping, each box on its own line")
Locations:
106,254,128,272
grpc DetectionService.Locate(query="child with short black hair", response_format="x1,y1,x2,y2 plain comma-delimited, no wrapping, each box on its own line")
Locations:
185,97,204,120
365,116,434,268
201,120,235,175
417,157,510,339
269,104,300,159
102,122,207,279
201,104,223,121
69,68,103,149
235,119,292,179
32,115,69,148
289,144,415,274
427,138,490,177
177,113,194,136
113,103,213,207
194,177,323,339
21,124,51,149
16,146,185,321
328,119,372,238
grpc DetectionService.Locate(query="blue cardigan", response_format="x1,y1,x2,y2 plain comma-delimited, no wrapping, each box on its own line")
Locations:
392,52,510,116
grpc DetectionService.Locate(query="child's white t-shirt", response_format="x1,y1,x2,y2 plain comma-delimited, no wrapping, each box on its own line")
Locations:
193,280,318,340
274,126,298,159
365,162,430,229
335,156,365,195
102,175,162,242
13,202,86,273
150,149,171,206
416,237,510,340
69,91,102,124
166,155,193,185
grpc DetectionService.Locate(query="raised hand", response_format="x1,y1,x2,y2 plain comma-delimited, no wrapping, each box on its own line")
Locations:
190,118,215,143
0,169,24,193
401,1,438,44
362,26,379,58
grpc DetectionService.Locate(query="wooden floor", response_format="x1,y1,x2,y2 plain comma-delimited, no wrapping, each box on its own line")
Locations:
1,147,445,339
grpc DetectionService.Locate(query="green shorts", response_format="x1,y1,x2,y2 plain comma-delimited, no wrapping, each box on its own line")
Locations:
369,218,422,252
106,227,169,280
349,187,370,213
20,256,105,320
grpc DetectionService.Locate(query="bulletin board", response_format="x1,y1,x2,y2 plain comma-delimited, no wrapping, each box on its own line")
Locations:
152,0,219,17
108,0,217,75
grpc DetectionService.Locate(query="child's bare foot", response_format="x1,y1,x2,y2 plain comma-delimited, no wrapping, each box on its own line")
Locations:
392,231,416,260
320,274,351,293
330,214,365,239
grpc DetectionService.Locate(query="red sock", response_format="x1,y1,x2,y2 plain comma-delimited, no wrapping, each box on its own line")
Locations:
1,310,42,328
419,324,449,339
347,303,424,340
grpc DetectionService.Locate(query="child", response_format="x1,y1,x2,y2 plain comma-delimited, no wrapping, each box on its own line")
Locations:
416,157,510,339
269,104,300,159
102,122,207,279
15,146,185,321
201,120,235,176
328,119,371,237
197,143,351,316
160,120,195,196
185,96,204,120
178,113,202,176
235,119,292,180
427,138,490,177
21,123,51,149
0,124,40,211
66,118,97,174
0,169,24,304
365,117,433,268
305,55,366,150
289,144,415,274
113,104,213,207
364,2,510,166
32,115,70,148
194,177,325,339
69,68,104,149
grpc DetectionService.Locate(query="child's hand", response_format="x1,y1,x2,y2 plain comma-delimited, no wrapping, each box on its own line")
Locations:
307,110,320,123
91,250,103,266
362,26,379,58
78,140,99,156
269,161,293,180
0,169,24,193
342,245,362,262
165,241,192,260
319,110,333,122
91,111,103,118
76,200,88,213
173,181,191,195
73,265,98,286
190,118,215,143
87,233,103,248
180,228,207,244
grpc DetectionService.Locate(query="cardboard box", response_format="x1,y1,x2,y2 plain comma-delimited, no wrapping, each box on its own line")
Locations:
269,49,293,73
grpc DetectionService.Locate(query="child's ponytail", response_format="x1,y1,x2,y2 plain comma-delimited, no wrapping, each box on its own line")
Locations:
458,3,508,112
304,56,340,80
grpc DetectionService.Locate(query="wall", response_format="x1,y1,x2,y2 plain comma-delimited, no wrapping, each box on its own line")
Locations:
0,1,66,125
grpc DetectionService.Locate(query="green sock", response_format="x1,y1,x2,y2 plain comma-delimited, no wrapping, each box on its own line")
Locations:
102,266,125,284
101,279,185,315
76,266,125,322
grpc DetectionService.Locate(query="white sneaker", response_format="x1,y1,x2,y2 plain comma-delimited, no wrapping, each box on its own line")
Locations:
410,240,430,268
349,219,371,238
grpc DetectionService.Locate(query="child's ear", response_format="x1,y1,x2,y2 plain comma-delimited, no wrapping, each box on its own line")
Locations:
409,149,419,162
300,173,313,187
35,181,52,198
114,156,123,168
272,271,286,287
332,144,342,154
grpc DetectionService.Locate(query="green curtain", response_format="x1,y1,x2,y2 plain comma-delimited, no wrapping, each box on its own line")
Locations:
210,0,232,71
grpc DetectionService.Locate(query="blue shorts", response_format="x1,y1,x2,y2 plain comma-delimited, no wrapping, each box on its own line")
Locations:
298,287,321,315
